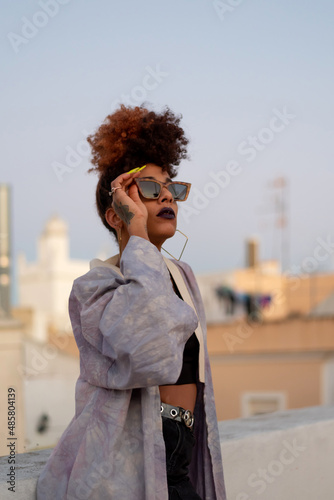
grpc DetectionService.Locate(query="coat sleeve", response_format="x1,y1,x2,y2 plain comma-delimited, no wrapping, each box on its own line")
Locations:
70,236,198,390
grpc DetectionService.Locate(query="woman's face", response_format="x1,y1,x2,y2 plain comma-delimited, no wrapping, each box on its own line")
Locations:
136,163,178,249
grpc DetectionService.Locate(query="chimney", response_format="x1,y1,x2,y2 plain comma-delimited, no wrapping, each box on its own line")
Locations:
0,184,11,317
246,238,259,268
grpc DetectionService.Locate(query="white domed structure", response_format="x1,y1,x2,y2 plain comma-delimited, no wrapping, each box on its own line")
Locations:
42,215,68,238
38,215,69,267
18,215,89,339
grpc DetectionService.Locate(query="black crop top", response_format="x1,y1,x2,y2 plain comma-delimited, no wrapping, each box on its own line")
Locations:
169,273,199,385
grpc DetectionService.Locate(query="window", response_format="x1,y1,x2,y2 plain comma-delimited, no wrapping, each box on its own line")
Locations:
241,392,286,417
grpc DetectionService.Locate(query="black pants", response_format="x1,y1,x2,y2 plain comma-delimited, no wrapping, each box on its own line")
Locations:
162,416,202,500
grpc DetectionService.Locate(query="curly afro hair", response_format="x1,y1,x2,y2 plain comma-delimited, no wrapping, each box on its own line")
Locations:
87,105,189,239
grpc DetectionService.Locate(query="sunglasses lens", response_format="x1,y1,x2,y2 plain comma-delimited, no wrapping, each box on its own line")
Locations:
136,179,189,201
137,180,161,199
168,183,188,201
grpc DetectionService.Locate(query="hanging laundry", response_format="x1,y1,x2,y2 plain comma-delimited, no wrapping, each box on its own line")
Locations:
259,295,272,308
215,286,236,315
215,286,272,321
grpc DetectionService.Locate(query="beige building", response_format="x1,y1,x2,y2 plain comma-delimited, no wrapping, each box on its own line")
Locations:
196,240,334,420
208,316,334,420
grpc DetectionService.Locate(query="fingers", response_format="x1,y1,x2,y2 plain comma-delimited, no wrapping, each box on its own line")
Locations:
127,181,141,203
110,171,143,207
110,171,145,224
110,171,141,191
109,171,148,232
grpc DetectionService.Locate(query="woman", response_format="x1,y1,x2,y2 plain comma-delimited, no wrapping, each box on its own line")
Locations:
37,105,226,499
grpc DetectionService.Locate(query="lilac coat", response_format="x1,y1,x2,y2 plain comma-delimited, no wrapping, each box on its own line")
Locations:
36,236,226,499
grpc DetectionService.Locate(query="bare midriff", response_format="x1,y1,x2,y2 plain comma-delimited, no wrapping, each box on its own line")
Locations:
159,384,197,413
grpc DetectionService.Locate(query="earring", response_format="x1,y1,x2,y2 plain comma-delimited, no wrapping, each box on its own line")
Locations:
161,229,188,261
118,227,122,254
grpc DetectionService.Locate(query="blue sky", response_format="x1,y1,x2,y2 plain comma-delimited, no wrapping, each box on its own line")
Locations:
1,0,334,300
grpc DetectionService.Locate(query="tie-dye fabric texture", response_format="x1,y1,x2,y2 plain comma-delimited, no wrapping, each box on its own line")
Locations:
36,236,226,499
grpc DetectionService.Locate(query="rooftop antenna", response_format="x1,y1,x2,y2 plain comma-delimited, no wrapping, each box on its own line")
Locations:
272,177,289,272
256,177,289,273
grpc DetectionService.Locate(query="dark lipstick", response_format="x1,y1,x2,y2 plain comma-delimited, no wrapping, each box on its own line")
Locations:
157,207,175,219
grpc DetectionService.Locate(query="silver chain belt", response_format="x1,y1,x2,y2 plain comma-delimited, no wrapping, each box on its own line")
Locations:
160,402,194,429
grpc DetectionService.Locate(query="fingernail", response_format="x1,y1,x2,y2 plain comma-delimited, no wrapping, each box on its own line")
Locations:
127,165,147,174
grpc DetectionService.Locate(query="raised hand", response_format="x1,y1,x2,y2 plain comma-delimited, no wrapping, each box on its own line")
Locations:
110,172,149,239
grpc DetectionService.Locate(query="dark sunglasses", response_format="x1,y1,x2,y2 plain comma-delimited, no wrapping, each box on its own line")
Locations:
134,178,191,202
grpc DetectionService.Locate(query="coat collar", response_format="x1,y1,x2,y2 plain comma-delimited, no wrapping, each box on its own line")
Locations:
90,255,123,277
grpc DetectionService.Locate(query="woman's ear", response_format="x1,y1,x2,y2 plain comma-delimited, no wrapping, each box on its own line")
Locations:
105,207,123,231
